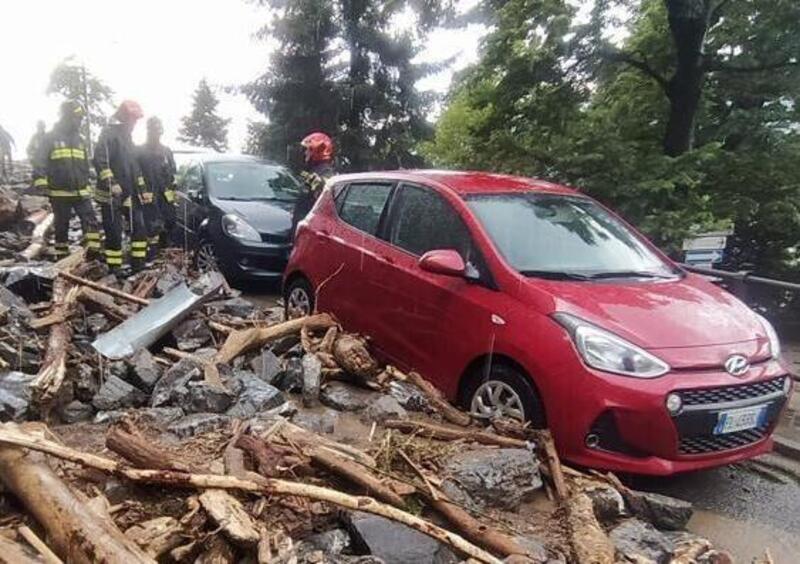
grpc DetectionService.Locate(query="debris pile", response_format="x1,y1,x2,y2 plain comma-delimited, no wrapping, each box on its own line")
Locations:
0,172,755,563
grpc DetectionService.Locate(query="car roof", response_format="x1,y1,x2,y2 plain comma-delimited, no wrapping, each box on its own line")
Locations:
192,153,282,166
330,170,579,197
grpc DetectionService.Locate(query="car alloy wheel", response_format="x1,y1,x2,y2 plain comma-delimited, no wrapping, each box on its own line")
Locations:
287,285,312,317
196,241,219,272
470,380,526,421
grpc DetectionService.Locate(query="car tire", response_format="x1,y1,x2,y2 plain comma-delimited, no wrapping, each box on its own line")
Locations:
194,239,220,273
462,363,546,428
284,276,315,319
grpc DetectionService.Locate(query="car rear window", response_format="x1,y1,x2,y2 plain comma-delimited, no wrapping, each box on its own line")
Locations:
338,183,393,235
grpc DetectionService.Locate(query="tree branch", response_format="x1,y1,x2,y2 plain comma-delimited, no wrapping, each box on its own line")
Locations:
705,58,799,73
602,49,669,91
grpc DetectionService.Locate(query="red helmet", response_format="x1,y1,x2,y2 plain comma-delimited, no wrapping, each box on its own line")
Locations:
301,132,334,164
115,100,144,123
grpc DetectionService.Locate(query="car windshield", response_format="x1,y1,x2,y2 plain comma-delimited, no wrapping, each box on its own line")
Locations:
467,193,677,280
206,161,302,201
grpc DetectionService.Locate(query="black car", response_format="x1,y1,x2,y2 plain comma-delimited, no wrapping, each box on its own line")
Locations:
175,154,303,282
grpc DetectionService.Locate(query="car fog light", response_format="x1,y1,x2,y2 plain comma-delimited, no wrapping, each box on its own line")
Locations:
666,393,683,416
585,433,600,449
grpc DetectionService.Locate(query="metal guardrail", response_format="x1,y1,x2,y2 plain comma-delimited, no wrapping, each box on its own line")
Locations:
682,264,800,297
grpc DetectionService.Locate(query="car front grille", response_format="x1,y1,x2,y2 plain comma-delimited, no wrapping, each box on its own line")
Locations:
679,376,786,406
679,426,769,455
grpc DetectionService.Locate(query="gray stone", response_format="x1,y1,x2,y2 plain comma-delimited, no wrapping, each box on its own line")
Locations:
205,297,257,318
155,269,183,296
168,413,230,438
512,536,549,562
302,354,322,407
609,519,674,564
292,409,339,434
227,373,286,418
94,407,185,426
0,371,36,421
274,357,304,393
344,511,457,564
441,448,541,511
586,484,627,523
74,364,99,402
306,528,350,555
127,349,162,391
183,381,235,414
270,335,300,356
361,395,407,423
86,313,109,334
92,375,147,411
623,490,693,531
172,318,212,351
320,382,380,412
255,348,282,384
0,286,31,320
59,400,94,423
150,357,203,407
387,381,432,413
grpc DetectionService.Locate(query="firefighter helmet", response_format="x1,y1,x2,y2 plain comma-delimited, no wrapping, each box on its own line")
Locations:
115,100,144,122
301,132,334,164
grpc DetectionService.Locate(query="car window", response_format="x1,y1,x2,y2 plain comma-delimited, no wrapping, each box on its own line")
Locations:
338,183,393,235
180,163,204,193
206,161,301,201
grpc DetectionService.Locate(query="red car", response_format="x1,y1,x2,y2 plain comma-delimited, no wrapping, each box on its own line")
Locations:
284,171,793,475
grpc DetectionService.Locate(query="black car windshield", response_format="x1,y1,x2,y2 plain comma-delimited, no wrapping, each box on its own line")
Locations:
467,193,677,280
206,161,301,201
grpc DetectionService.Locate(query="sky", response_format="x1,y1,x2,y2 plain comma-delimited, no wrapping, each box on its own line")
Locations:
0,0,484,157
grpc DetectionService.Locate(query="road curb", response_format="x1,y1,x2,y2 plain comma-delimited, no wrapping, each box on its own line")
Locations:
773,436,800,461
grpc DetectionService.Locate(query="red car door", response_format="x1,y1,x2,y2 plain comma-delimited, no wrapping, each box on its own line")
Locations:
367,183,499,393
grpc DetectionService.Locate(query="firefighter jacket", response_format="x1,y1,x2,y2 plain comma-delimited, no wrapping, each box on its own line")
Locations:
93,122,148,206
32,124,91,199
137,142,177,204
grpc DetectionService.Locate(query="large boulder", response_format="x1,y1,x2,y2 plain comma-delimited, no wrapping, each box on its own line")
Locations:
622,490,693,531
441,448,541,511
361,395,407,423
609,519,674,564
586,484,627,524
320,382,381,412
292,409,339,435
226,372,285,418
251,348,282,384
92,375,147,411
127,349,162,392
150,357,203,407
181,381,235,414
172,318,212,351
344,512,457,564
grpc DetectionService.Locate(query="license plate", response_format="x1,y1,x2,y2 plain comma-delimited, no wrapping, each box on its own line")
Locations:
714,405,765,435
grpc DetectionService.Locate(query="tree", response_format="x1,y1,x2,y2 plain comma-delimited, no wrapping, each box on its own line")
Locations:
47,58,114,153
178,79,231,152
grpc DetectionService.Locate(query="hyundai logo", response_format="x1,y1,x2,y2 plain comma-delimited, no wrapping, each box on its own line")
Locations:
724,355,750,377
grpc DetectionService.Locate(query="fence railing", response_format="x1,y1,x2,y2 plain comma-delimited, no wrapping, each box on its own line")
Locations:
682,264,800,306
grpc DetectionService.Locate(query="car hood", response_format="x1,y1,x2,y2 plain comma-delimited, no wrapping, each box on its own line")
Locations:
533,274,765,349
213,198,295,237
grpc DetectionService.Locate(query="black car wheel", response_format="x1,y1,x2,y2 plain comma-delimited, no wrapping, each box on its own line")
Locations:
284,276,315,319
462,364,546,427
195,240,220,273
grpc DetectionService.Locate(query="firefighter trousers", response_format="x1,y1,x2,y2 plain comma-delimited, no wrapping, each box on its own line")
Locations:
142,201,161,258
51,197,101,260
99,199,149,269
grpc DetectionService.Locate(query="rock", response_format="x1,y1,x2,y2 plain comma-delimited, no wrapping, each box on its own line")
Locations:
86,313,109,334
320,382,380,412
155,268,183,296
387,381,432,413
292,409,339,434
441,448,541,511
74,364,99,402
302,354,322,407
183,381,235,414
168,413,230,438
274,357,304,393
305,528,350,555
58,400,94,423
270,335,300,356
127,349,162,391
609,519,674,564
205,297,257,318
17,195,49,218
0,371,36,421
512,536,549,563
92,375,147,411
226,373,285,418
623,490,693,530
0,285,31,320
256,348,282,384
94,407,185,427
172,318,212,351
665,531,714,563
344,511,457,564
333,334,379,380
361,395,407,423
586,484,627,523
151,357,203,407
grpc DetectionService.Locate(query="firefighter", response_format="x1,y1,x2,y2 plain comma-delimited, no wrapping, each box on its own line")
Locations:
292,132,335,231
137,116,177,254
32,101,101,260
94,100,151,272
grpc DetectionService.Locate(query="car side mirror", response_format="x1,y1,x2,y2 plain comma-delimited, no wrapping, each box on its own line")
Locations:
418,249,466,277
187,188,201,202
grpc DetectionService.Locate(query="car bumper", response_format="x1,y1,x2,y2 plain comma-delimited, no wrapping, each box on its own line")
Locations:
546,357,792,476
215,236,292,281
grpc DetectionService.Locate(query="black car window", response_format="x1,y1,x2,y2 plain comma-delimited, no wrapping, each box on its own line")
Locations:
181,163,204,193
339,183,393,235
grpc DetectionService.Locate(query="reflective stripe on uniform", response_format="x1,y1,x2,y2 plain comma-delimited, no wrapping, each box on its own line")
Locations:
84,232,102,249
94,189,110,203
137,176,146,187
99,168,114,181
149,236,160,245
48,185,92,198
50,148,85,160
164,190,176,203
131,240,148,258
122,197,132,208
33,177,48,188
105,248,123,266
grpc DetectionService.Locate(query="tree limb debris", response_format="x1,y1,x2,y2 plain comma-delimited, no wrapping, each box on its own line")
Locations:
57,271,150,306
384,418,528,449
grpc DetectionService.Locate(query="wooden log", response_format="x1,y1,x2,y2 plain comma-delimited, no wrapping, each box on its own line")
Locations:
77,287,130,321
565,493,614,564
404,370,472,427
57,271,150,306
308,447,406,507
531,430,568,501
384,419,527,449
19,212,54,261
106,425,191,472
17,526,62,564
196,535,236,564
236,435,284,477
199,489,261,546
0,533,45,563
124,517,185,559
132,274,158,300
0,424,501,564
0,430,155,563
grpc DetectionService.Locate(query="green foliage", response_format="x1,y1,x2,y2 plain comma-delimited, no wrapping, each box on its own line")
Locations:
178,79,231,152
47,58,114,148
425,0,800,275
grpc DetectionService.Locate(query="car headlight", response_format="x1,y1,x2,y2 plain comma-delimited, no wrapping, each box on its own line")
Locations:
755,313,781,359
553,313,670,378
221,214,260,242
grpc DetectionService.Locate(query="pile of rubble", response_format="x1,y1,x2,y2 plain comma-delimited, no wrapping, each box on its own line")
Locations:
0,171,764,563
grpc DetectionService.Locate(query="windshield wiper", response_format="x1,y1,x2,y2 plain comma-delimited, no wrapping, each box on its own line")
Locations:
519,270,593,281
583,270,675,280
